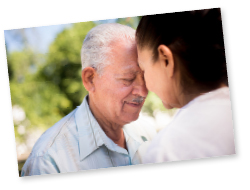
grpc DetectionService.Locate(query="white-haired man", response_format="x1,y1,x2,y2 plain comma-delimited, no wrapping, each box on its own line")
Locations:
21,23,157,176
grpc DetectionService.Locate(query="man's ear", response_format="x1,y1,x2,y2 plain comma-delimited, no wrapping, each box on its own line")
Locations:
82,67,96,92
157,44,175,78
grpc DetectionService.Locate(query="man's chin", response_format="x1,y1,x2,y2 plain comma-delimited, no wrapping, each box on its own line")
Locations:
122,113,140,125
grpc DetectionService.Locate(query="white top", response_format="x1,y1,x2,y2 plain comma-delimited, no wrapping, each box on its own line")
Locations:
144,87,235,164
21,96,156,176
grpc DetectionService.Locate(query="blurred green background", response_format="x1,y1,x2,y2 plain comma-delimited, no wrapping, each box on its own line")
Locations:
5,16,176,175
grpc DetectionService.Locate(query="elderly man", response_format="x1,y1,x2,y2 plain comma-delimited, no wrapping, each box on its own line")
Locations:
21,23,156,176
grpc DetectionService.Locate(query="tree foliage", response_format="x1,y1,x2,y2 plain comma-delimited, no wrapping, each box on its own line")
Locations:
8,22,96,142
38,22,95,114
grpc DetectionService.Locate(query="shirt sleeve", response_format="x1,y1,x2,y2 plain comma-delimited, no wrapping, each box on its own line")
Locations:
21,154,60,176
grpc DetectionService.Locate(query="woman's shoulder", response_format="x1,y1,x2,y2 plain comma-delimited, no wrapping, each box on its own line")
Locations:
144,87,235,163
177,87,232,122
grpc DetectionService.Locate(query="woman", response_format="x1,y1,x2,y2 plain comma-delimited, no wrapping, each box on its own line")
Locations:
136,8,235,163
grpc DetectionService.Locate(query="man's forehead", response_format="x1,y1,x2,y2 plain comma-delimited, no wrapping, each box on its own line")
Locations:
115,64,141,75
122,64,139,70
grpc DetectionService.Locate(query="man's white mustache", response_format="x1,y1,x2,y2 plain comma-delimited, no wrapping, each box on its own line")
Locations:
131,96,146,104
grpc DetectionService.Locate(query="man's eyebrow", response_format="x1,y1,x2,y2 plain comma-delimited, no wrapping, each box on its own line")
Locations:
121,72,137,76
115,70,139,77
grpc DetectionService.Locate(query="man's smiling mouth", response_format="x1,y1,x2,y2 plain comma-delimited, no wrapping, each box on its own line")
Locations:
125,101,141,107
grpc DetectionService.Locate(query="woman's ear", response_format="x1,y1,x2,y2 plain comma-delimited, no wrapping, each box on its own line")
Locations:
157,45,175,77
81,67,96,92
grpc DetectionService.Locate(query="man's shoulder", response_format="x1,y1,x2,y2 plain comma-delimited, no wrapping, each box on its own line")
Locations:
21,106,93,176
29,109,78,158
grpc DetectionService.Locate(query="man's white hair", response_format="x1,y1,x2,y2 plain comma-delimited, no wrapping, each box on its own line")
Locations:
81,23,135,73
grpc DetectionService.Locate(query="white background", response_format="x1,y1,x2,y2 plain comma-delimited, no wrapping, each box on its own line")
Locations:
0,0,249,189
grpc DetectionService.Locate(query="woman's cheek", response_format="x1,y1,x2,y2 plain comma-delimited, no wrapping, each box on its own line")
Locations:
144,72,153,92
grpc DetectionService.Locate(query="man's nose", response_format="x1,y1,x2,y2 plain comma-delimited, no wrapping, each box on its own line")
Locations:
132,75,148,97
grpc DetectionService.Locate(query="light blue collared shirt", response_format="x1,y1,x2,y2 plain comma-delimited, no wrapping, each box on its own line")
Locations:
21,96,156,176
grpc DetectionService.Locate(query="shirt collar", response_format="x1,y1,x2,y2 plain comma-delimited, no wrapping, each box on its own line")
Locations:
123,129,141,160
75,95,142,161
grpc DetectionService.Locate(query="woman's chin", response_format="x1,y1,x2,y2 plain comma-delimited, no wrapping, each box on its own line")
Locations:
162,101,175,110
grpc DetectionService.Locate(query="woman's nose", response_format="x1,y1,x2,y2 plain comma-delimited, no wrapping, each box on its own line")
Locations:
132,75,148,97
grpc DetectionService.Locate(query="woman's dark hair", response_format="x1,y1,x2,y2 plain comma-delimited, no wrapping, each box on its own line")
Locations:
136,8,228,93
